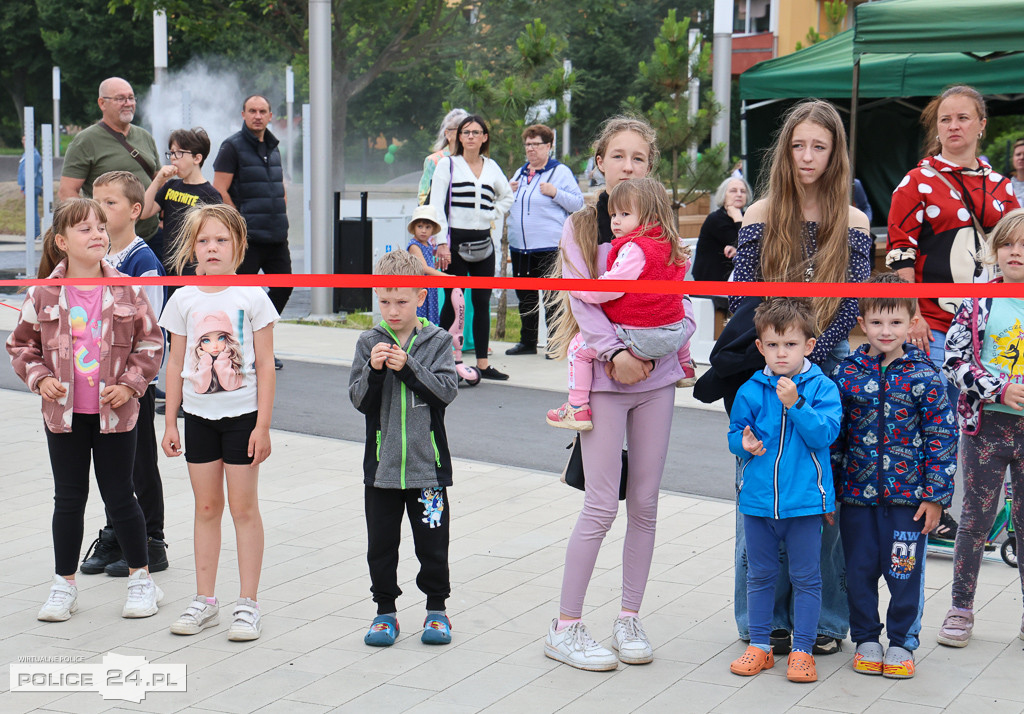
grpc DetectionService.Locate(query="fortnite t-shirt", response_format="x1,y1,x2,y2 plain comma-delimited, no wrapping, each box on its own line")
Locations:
153,178,222,267
980,297,1024,416
67,286,103,414
159,286,279,419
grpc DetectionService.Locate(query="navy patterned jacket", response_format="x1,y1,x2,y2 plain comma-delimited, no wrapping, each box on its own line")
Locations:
831,343,957,508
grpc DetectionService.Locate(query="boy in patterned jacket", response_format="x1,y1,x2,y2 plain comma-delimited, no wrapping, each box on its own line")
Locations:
831,273,958,679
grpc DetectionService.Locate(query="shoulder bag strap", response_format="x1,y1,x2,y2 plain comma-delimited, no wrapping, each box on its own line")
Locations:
928,168,986,238
96,121,156,179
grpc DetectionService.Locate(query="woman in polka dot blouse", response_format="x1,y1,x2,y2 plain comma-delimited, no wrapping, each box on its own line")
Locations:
887,84,1021,393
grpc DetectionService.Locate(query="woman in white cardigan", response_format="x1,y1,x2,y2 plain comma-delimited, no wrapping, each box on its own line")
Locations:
429,115,514,380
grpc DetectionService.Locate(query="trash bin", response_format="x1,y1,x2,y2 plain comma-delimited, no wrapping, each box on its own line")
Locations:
333,191,373,313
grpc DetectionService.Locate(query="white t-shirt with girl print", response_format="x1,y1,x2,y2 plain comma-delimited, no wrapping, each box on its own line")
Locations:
159,286,279,420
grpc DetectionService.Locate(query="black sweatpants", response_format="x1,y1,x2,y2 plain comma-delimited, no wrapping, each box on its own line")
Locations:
440,228,494,360
510,248,559,347
365,485,450,615
45,414,148,575
104,384,164,539
238,240,293,315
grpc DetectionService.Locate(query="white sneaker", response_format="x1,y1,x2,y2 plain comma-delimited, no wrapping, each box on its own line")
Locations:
612,614,654,664
38,574,78,622
228,598,261,641
122,569,163,618
544,619,618,671
170,595,220,635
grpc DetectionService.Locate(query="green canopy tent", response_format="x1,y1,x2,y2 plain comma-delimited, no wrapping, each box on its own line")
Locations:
739,24,1024,224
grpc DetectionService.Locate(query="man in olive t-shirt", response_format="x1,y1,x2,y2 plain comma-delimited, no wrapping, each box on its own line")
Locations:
59,77,161,239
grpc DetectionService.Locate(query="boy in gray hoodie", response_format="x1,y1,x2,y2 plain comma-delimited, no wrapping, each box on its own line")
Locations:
349,250,458,647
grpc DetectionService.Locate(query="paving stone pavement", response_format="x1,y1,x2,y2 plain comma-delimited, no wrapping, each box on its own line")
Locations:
1,382,1024,713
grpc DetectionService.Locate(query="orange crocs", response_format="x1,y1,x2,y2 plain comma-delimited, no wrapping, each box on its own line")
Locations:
787,651,818,682
730,645,775,676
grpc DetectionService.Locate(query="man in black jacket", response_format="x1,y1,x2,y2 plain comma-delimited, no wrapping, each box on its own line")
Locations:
213,94,290,369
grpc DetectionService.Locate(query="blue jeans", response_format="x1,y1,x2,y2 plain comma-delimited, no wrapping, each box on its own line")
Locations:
733,338,850,640
745,514,823,654
928,328,960,408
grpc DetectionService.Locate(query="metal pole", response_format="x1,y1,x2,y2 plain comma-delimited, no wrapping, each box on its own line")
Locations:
24,107,36,278
850,57,860,186
41,125,53,234
302,102,312,275
562,59,571,159
711,0,734,156
153,11,168,86
309,0,333,316
740,100,748,179
286,66,295,183
688,28,701,164
52,67,61,158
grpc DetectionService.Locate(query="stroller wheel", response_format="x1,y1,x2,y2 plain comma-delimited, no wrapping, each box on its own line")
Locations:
1001,538,1017,568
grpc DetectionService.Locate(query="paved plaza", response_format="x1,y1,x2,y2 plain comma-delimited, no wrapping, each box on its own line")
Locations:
0,317,1023,713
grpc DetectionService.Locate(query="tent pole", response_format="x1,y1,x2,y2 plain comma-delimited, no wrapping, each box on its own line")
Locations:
740,100,748,178
850,56,860,190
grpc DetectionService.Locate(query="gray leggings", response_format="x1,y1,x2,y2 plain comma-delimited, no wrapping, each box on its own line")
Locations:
952,410,1024,609
559,386,675,617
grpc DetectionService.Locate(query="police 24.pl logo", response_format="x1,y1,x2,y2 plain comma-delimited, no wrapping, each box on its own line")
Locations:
11,652,186,702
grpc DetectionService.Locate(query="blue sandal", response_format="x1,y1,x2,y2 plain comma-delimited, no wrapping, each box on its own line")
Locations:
364,614,399,646
421,613,452,645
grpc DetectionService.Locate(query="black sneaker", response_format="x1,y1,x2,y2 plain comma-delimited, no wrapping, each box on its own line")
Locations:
812,634,843,655
274,357,284,370
155,403,185,418
104,538,169,577
505,343,537,356
154,387,166,403
770,628,792,655
80,528,122,574
929,509,959,544
478,366,509,381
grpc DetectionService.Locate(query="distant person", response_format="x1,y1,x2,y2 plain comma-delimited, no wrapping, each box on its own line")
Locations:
18,134,43,238
1010,138,1024,206
349,250,458,647
59,77,160,240
418,108,469,210
213,95,289,369
693,176,751,288
142,127,222,277
505,124,583,356
852,178,872,224
7,198,164,623
427,115,514,381
583,156,605,188
79,171,168,580
405,205,445,324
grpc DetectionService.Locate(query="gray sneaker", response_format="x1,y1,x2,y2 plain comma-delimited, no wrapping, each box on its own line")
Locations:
170,596,220,635
937,607,974,647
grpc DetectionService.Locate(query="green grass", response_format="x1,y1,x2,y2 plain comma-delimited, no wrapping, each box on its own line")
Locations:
285,303,523,343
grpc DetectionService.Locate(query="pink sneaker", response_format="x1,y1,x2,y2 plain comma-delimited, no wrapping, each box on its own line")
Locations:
546,402,593,431
676,360,697,388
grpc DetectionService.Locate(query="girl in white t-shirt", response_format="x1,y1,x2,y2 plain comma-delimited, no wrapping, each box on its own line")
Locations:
159,204,279,642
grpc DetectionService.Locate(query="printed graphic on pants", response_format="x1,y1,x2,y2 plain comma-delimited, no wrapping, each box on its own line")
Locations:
419,487,445,528
188,311,245,394
890,532,918,580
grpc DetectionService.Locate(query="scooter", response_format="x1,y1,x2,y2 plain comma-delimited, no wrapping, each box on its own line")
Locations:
448,288,480,386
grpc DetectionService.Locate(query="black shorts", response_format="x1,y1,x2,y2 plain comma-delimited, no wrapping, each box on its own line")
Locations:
183,411,258,465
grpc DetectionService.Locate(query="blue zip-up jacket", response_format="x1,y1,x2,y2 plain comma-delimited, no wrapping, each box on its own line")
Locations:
729,361,841,519
831,343,957,508
507,158,584,253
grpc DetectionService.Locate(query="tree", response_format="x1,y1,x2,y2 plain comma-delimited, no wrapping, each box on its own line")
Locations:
448,18,575,338
795,0,848,51
116,0,477,186
628,9,724,209
0,3,51,146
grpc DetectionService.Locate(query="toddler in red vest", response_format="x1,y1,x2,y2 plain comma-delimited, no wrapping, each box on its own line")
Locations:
547,177,693,431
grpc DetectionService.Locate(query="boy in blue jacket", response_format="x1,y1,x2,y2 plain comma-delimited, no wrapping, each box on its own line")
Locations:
728,298,841,684
831,273,956,679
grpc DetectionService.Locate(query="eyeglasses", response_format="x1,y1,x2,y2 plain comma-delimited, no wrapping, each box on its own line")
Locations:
165,150,194,160
101,95,136,105
524,142,549,149
460,130,484,137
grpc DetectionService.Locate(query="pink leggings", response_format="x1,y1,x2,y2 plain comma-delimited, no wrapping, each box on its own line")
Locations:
567,332,690,406
559,385,676,617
